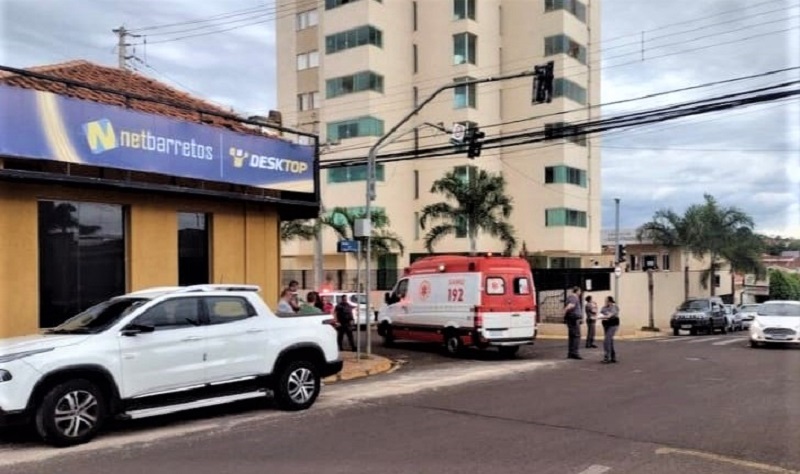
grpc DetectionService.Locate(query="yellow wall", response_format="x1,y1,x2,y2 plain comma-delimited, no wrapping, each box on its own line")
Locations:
0,181,282,338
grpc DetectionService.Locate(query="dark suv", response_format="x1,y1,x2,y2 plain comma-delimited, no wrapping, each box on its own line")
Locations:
670,297,727,336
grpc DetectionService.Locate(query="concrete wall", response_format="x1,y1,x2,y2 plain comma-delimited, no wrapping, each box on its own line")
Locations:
0,181,281,338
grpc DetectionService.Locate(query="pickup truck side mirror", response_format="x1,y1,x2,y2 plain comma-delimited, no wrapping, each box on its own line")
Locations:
121,323,155,337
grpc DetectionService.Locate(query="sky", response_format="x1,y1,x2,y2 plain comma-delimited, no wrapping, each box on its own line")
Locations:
0,0,798,237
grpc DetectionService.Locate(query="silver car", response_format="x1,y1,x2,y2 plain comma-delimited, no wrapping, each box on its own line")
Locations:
737,303,761,330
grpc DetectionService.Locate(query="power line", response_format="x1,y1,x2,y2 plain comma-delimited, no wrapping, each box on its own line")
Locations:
129,2,278,32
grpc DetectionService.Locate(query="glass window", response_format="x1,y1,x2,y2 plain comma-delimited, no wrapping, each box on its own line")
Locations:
413,1,418,30
296,9,318,30
455,216,468,238
486,277,506,295
327,116,384,141
309,50,319,68
454,0,476,20
297,53,308,70
38,200,126,329
326,0,381,10
662,254,671,271
545,208,587,227
544,165,587,187
135,297,202,330
545,122,586,146
454,76,476,109
327,72,383,98
544,0,587,22
327,164,385,183
553,78,587,104
544,34,587,64
413,44,418,73
453,32,477,65
326,25,383,54
514,277,531,295
178,212,210,286
205,296,256,324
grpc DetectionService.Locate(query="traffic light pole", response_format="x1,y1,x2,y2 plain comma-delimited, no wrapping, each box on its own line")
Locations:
614,197,620,304
363,69,537,358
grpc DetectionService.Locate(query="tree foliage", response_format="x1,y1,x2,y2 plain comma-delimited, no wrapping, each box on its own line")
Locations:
420,166,516,255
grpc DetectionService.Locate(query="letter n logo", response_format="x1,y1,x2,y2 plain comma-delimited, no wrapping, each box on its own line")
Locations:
83,119,117,154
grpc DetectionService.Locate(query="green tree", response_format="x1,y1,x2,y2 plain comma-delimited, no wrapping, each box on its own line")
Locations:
280,219,316,242
768,269,800,300
321,207,404,258
637,194,758,296
420,166,516,255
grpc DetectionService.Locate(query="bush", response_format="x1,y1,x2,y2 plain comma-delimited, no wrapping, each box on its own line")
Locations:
769,269,800,300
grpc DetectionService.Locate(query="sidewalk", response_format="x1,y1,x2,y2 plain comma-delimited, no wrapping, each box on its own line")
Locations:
323,351,394,384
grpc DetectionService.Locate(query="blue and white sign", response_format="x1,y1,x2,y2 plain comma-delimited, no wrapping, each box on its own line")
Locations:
0,85,316,194
337,240,360,253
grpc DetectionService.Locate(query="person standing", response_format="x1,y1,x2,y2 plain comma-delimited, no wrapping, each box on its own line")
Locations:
584,295,599,348
563,286,583,360
599,296,620,363
334,295,357,351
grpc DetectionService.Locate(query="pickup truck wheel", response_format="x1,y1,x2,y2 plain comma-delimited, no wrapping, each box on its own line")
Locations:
498,346,520,358
444,332,463,357
34,379,106,447
274,361,320,411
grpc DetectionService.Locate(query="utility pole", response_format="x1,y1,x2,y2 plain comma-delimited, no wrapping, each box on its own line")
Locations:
112,26,139,70
363,69,539,359
614,198,621,304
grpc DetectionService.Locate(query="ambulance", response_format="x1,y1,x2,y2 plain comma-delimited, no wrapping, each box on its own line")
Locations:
377,255,537,357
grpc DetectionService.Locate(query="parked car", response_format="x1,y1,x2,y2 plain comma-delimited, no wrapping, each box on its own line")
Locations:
0,285,342,447
749,300,800,348
737,303,761,330
670,297,727,336
724,304,744,331
319,291,372,327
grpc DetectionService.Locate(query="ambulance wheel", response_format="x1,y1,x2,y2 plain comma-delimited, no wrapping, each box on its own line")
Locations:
380,323,395,347
498,346,520,358
444,331,463,357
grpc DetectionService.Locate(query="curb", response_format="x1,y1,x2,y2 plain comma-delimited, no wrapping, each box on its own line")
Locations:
536,332,666,341
323,354,394,384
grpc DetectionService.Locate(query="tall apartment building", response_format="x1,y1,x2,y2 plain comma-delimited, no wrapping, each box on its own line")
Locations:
277,0,601,285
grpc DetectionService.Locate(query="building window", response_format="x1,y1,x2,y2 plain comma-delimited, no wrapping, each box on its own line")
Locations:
544,34,587,64
326,116,384,141
454,165,472,184
414,211,420,240
455,216,468,238
413,86,419,106
662,254,671,271
454,76,477,109
297,91,320,111
327,164,386,183
544,0,587,22
545,207,587,227
553,78,587,104
454,0,476,20
38,200,126,329
178,212,210,286
326,0,382,10
325,25,383,54
413,44,418,73
329,206,386,226
544,122,586,146
296,50,319,70
414,169,420,198
453,32,477,65
413,1,418,30
296,9,318,30
326,71,384,98
544,165,587,187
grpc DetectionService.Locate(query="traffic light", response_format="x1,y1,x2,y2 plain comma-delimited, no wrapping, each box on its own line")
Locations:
467,128,485,159
532,61,554,104
617,244,627,263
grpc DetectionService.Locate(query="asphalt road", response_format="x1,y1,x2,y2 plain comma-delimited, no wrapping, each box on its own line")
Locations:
4,331,800,474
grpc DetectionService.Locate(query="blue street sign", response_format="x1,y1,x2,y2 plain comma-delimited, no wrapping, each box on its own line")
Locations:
337,240,360,253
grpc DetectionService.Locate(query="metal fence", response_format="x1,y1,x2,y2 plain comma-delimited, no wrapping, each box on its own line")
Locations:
281,269,402,292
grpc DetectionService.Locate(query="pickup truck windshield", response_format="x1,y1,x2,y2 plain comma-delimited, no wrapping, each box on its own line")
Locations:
679,300,710,311
47,298,149,334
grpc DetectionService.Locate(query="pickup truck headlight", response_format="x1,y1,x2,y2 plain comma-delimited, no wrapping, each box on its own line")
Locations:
0,348,54,363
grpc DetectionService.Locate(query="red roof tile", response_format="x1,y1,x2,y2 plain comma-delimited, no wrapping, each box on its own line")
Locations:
0,60,258,134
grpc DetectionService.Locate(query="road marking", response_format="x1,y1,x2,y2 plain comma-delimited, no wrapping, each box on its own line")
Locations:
578,464,611,474
712,337,748,346
657,337,690,343
688,337,723,344
656,447,799,473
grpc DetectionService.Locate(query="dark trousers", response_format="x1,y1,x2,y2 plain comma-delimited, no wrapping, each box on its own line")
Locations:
603,325,618,361
585,319,596,347
337,325,356,351
567,319,581,357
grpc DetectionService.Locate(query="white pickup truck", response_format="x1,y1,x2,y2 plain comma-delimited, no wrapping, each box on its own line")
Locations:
0,285,342,447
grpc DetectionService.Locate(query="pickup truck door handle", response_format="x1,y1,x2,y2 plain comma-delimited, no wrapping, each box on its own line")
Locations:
246,329,265,334
182,336,203,342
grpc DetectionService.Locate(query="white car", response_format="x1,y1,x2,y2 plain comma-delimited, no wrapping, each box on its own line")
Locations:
737,303,761,330
320,291,373,327
0,285,342,447
724,304,743,331
749,300,800,348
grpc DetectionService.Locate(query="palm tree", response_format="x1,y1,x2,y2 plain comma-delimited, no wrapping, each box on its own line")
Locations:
637,194,757,295
280,219,316,242
321,207,404,258
420,166,516,255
